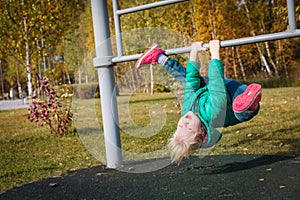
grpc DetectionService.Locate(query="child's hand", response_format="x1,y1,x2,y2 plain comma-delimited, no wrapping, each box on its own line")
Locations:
209,40,220,60
189,42,207,61
191,42,206,52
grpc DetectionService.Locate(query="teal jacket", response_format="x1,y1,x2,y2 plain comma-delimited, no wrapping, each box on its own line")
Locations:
182,59,240,148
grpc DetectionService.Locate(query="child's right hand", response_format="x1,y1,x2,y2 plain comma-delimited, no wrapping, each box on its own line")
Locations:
189,42,207,62
191,41,207,52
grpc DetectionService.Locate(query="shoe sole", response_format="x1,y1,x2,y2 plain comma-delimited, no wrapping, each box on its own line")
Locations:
233,84,262,113
135,43,158,69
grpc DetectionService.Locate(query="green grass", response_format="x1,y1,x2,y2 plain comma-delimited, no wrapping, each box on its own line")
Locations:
1,87,300,193
0,109,100,193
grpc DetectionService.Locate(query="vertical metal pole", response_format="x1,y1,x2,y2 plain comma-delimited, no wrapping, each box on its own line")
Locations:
112,0,123,57
287,0,296,31
91,0,122,168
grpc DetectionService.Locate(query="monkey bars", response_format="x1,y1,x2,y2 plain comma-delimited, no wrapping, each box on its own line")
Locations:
90,0,299,168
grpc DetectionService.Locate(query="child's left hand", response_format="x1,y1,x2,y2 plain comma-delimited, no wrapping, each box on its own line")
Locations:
209,40,221,60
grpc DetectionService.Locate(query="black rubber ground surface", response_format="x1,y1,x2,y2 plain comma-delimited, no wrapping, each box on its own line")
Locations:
1,154,299,200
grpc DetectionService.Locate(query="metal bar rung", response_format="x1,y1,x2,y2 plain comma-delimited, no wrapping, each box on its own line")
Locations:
112,30,300,64
116,0,187,15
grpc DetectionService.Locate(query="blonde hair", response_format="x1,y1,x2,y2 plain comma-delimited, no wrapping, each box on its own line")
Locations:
168,131,202,164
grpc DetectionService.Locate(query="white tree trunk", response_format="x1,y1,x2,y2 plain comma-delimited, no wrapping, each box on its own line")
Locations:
150,64,154,95
236,47,247,81
264,41,279,77
64,65,71,84
85,74,88,84
224,48,229,78
257,45,272,76
243,2,272,77
232,47,238,79
16,64,23,98
130,63,136,92
78,68,82,84
23,15,32,96
209,0,217,39
277,40,289,78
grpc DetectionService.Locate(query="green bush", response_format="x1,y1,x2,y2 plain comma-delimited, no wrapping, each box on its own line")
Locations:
72,83,100,99
154,84,170,93
238,77,300,88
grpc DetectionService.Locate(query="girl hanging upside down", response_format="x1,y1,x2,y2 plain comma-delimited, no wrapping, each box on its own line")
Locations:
135,40,262,164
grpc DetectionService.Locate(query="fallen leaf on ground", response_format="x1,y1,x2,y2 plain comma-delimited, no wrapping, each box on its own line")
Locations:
279,142,284,147
49,183,58,187
279,185,286,189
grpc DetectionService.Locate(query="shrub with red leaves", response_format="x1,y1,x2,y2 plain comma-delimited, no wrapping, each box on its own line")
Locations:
28,74,74,136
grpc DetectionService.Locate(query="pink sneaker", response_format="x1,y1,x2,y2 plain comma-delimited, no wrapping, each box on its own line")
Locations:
233,83,262,113
134,43,164,69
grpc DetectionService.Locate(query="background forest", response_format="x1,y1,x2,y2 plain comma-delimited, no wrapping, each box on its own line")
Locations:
0,0,299,99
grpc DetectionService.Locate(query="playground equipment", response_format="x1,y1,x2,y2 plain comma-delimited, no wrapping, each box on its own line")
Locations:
90,0,300,168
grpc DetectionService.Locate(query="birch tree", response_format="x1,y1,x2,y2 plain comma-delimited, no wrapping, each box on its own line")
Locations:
0,0,86,96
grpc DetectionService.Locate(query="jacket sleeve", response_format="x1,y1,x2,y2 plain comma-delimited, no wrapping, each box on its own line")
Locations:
206,59,227,127
185,61,201,91
181,61,201,115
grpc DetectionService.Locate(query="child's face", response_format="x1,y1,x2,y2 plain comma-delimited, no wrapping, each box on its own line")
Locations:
176,111,201,139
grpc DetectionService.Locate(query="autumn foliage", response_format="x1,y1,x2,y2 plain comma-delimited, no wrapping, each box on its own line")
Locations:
28,74,73,136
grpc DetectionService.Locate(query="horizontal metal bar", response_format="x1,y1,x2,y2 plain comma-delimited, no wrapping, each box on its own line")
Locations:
116,0,187,15
112,30,300,63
